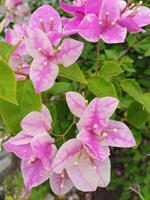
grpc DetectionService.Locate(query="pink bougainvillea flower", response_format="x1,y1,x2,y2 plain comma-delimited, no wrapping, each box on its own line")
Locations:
25,28,83,93
5,23,30,80
29,5,62,46
4,132,56,191
52,139,111,192
66,92,136,160
60,0,101,41
118,1,150,33
61,0,150,43
3,105,57,191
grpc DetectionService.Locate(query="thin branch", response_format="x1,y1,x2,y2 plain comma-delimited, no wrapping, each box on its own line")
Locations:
55,116,76,143
15,71,29,78
129,186,145,200
95,41,100,74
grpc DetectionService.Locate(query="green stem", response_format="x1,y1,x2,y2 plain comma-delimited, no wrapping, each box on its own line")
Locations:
95,41,100,75
55,116,76,143
129,186,145,200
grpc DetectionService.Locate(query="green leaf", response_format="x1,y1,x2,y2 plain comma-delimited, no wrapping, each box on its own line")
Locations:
0,80,42,134
127,102,149,128
120,79,142,102
105,49,118,60
120,56,135,73
59,63,87,84
131,128,142,146
47,103,57,127
48,82,71,95
0,42,16,61
88,76,117,98
99,61,123,77
142,93,150,113
0,59,17,104
120,79,150,113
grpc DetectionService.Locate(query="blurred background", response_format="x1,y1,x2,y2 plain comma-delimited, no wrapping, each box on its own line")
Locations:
0,0,150,199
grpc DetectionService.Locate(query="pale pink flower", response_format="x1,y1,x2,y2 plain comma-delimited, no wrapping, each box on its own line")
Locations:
3,105,57,191
3,105,74,195
66,92,136,160
52,139,111,192
25,28,83,93
5,23,29,80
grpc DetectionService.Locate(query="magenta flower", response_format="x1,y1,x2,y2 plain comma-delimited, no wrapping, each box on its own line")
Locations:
118,1,150,33
61,0,150,43
66,92,136,160
25,28,83,93
52,139,111,192
3,105,57,191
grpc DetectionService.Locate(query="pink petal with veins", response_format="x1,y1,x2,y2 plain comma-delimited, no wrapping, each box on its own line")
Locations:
66,150,98,192
21,159,49,191
77,97,119,131
77,129,110,160
94,158,111,187
50,171,73,195
21,105,52,134
66,92,87,117
133,6,150,28
100,0,121,24
52,139,83,174
101,120,136,148
100,24,127,44
29,5,62,34
60,0,84,14
3,139,33,160
30,59,59,93
78,14,100,42
85,0,102,16
54,38,84,67
25,28,53,59
31,134,56,170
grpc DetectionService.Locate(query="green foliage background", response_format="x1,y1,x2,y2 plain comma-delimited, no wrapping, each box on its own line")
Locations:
0,0,150,200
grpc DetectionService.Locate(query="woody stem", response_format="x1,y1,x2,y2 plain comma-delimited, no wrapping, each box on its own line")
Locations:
57,195,65,200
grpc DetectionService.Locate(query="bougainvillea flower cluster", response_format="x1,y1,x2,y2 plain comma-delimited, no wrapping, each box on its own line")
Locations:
2,0,150,197
3,94,136,195
61,0,150,43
